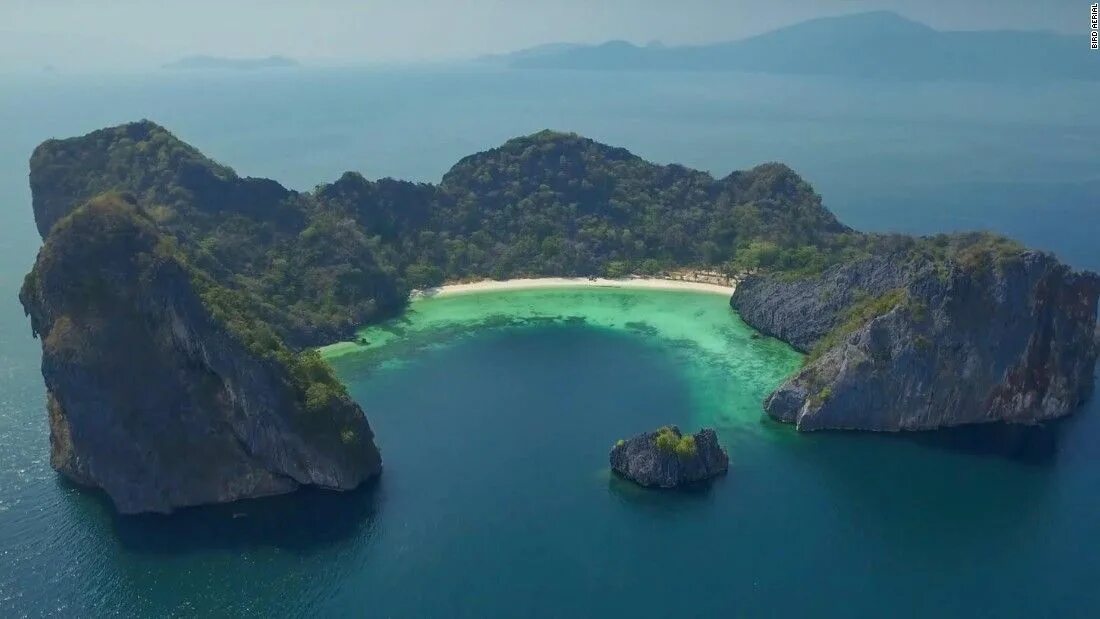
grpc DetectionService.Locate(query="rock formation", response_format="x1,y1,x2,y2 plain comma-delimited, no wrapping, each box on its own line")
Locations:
610,426,729,487
20,194,381,513
733,250,1100,431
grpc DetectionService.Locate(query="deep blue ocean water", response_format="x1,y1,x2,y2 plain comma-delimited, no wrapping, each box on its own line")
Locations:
0,67,1098,617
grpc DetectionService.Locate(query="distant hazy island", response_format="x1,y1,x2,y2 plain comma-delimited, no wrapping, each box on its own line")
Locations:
19,121,1099,512
163,55,299,71
487,11,1095,81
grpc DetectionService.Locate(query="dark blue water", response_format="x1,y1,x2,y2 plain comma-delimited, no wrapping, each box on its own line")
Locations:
327,326,1100,618
1,67,1098,617
4,323,1098,616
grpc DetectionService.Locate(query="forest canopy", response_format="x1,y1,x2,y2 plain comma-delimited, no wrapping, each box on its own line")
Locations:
30,121,1029,349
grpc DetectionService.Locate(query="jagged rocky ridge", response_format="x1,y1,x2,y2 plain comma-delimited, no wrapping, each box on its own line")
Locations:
733,250,1100,430
610,427,729,487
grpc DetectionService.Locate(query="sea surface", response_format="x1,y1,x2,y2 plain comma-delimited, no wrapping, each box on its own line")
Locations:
0,67,1098,617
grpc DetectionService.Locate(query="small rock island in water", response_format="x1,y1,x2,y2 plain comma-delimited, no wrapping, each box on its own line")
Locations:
611,426,729,488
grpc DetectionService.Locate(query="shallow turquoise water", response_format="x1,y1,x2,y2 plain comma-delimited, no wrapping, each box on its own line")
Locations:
323,287,803,438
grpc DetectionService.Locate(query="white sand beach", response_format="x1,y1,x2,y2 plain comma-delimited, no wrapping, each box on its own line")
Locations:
411,276,735,299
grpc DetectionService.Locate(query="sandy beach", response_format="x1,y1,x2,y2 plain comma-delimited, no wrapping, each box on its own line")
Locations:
411,276,735,299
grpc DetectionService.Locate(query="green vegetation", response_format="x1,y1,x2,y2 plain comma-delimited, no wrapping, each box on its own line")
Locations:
193,262,354,424
34,123,860,348
31,122,1035,373
362,131,855,285
674,435,697,458
654,427,678,452
898,231,1026,273
809,386,833,407
32,122,407,348
807,288,908,363
653,426,698,459
25,192,356,433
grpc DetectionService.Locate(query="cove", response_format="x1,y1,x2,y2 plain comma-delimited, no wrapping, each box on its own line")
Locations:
311,286,1100,617
322,287,804,439
5,287,1099,617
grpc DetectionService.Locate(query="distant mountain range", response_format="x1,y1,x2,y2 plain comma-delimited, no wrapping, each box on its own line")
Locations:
484,11,1095,80
163,55,299,71
477,42,586,65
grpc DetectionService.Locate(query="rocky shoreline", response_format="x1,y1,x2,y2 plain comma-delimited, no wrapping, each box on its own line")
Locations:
732,251,1100,431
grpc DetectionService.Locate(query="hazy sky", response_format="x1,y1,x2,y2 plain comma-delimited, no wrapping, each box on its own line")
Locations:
0,0,1088,69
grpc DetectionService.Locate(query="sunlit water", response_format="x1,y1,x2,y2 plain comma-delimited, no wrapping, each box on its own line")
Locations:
1,67,1098,616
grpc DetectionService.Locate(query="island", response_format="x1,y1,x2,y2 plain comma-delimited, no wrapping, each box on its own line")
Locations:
21,193,381,514
20,121,1099,512
495,11,1095,81
611,426,729,488
733,252,1100,430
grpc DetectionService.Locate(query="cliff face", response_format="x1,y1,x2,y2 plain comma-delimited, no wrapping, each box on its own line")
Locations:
731,254,920,352
20,195,381,513
733,252,1100,431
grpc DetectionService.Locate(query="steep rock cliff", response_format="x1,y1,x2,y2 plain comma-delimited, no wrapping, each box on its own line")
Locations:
733,251,1100,430
20,195,381,513
731,254,920,352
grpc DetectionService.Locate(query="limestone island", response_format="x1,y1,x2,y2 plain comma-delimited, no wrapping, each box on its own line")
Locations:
611,426,729,488
18,121,1099,513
